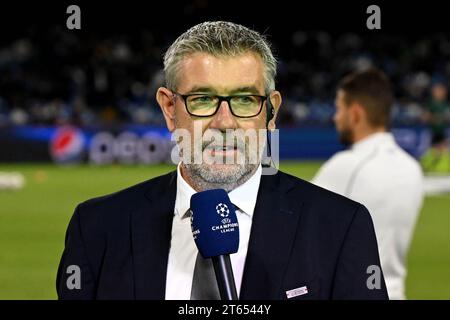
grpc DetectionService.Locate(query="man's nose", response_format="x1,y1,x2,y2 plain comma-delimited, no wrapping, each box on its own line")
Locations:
208,100,238,130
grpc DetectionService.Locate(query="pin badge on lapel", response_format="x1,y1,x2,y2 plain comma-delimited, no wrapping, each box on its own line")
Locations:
286,286,308,299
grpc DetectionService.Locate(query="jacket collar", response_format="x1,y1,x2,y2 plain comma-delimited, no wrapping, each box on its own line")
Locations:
239,172,304,299
131,171,176,299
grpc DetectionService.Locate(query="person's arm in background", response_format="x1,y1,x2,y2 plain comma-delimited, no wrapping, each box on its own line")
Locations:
331,204,389,299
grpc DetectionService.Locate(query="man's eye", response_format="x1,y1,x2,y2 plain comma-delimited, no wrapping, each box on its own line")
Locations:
192,96,214,103
235,96,256,104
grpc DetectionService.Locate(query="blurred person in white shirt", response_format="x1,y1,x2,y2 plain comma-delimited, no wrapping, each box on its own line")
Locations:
312,68,424,300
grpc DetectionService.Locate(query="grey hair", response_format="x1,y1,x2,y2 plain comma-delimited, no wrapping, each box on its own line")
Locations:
163,21,277,94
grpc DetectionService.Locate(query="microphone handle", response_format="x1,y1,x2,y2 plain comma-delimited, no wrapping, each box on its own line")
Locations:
212,255,238,300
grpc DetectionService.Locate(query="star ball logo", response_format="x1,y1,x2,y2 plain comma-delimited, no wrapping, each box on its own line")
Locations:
216,203,230,217
189,209,194,226
216,202,232,224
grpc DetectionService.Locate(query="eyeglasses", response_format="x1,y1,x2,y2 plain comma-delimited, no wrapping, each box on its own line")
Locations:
173,92,268,118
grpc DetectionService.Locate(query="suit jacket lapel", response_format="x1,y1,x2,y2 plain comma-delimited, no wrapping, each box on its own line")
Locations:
240,172,304,299
131,171,176,299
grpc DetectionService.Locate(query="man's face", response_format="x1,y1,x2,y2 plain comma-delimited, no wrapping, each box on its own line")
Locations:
334,89,354,146
432,84,448,102
158,52,280,190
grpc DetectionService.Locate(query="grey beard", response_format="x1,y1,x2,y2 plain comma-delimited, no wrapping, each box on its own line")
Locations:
182,162,259,192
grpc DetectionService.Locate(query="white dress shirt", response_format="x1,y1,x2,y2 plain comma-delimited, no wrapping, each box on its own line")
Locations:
165,163,262,300
312,132,424,300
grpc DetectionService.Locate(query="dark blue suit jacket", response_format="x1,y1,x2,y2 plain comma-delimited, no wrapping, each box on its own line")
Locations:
56,170,388,299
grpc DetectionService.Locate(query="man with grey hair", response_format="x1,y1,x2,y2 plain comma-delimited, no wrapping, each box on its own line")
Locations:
159,21,279,193
57,21,388,300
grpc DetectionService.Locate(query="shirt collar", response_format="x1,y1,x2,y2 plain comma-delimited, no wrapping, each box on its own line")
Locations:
352,132,395,151
174,163,262,219
174,163,197,219
228,164,262,217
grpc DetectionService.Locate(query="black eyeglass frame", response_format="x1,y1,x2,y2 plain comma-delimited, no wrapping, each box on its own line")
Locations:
172,91,268,118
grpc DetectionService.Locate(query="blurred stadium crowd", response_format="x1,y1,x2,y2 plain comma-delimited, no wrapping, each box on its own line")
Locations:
0,26,450,128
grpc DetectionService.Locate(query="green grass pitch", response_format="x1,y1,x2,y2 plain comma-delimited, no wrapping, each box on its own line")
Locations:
0,162,449,299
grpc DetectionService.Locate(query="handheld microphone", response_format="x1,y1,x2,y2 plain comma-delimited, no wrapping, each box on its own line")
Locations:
190,189,239,300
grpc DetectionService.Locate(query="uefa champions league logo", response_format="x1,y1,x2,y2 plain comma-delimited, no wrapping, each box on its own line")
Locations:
216,203,232,224
189,209,201,240
216,203,230,217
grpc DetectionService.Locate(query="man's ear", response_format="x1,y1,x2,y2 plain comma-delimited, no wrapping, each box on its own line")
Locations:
267,90,282,131
156,87,176,132
350,102,365,126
